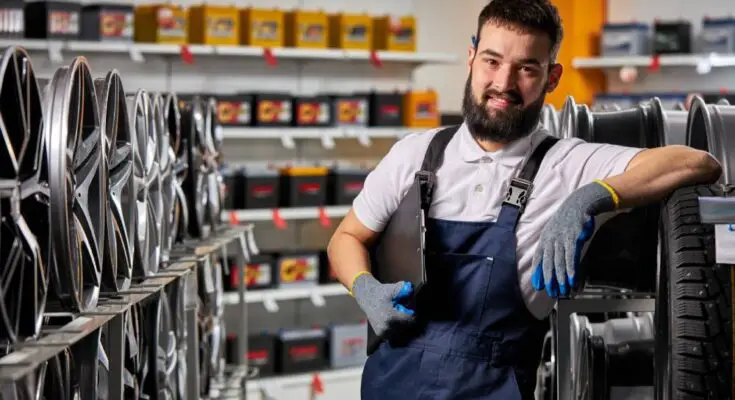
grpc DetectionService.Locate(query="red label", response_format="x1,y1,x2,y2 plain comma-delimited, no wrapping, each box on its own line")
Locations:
343,181,363,194
251,184,274,198
248,349,269,361
289,345,318,360
380,104,400,117
298,183,321,194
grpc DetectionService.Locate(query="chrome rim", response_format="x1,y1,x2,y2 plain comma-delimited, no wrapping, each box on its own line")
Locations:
94,70,134,292
181,98,209,239
126,90,160,277
45,56,104,312
0,46,48,343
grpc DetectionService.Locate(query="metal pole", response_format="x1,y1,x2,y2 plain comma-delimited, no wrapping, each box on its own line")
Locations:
185,260,201,400
107,314,125,400
237,232,251,400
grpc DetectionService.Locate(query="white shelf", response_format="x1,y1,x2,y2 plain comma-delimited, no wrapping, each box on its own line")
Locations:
2,39,457,65
224,206,350,223
221,127,424,140
223,283,348,305
572,53,735,69
246,366,363,392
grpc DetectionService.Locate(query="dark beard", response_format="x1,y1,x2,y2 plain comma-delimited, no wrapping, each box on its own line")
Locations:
461,72,545,144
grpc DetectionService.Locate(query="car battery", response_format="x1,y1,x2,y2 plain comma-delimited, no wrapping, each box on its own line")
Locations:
319,251,338,284
248,333,277,377
279,166,329,207
0,1,24,39
240,8,284,48
329,12,372,50
225,333,238,364
276,252,320,288
227,254,276,291
701,17,735,54
368,91,404,126
217,94,253,126
327,164,369,205
242,166,280,209
221,165,244,209
294,95,333,127
333,94,369,127
328,322,368,368
254,93,292,127
404,90,439,128
80,4,133,42
0,0,25,39
134,4,188,44
188,4,239,46
601,23,650,56
653,20,691,54
25,1,82,40
373,15,416,52
276,328,328,374
285,9,328,49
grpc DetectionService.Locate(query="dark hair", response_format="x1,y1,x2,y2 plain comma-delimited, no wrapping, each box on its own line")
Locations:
475,0,563,61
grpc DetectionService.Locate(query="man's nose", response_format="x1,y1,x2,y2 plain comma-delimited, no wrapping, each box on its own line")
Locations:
491,65,516,93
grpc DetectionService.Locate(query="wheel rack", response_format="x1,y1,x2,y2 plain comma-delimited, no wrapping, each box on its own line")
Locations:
0,225,254,400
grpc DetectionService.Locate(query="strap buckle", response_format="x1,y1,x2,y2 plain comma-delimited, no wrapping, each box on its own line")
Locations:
503,178,533,212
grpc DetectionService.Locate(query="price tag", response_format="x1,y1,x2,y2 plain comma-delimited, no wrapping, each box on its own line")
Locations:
714,224,735,264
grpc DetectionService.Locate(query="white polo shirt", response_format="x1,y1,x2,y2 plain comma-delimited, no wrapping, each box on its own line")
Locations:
352,123,644,319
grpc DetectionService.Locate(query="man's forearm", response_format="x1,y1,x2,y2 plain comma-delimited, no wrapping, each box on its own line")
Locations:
603,145,722,209
327,232,373,291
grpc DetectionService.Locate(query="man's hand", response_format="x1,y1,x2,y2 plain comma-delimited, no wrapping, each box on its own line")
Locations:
351,272,416,336
531,181,617,297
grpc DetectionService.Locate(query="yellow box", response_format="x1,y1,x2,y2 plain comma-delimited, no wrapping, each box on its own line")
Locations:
404,90,439,128
240,8,284,48
134,4,188,44
373,15,416,52
285,10,328,48
188,5,239,45
328,13,372,50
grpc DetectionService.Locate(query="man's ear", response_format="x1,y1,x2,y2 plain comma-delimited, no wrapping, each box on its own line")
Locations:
546,63,563,92
467,46,476,73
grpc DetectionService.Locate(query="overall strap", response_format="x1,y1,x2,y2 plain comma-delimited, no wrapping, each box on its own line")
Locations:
502,135,559,216
416,125,460,211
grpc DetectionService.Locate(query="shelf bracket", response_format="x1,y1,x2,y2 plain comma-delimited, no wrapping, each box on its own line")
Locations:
47,41,63,64
280,135,296,149
262,295,279,313
128,46,145,63
320,133,335,149
357,130,372,147
309,291,326,307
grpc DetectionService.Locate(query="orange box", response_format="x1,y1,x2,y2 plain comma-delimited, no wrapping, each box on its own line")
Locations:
373,15,416,52
188,5,239,45
404,90,439,128
285,9,328,48
134,4,188,44
240,8,284,47
328,13,372,50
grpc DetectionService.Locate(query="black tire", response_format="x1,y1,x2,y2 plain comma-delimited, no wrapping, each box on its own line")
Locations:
656,184,733,399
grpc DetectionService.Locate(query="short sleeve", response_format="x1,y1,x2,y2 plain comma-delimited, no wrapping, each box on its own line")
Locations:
558,141,645,191
351,131,437,232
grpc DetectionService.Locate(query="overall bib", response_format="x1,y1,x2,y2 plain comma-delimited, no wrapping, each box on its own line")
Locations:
361,127,558,399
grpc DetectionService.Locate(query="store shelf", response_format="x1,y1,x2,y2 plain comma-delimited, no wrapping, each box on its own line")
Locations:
223,283,348,306
246,366,363,392
224,206,350,223
221,126,424,140
572,53,735,69
1,39,457,65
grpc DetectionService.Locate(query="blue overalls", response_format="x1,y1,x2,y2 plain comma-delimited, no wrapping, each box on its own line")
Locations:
362,127,557,399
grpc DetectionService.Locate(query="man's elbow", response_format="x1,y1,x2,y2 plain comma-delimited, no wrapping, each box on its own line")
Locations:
687,150,722,184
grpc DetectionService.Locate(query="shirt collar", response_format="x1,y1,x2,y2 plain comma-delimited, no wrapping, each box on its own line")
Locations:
458,122,546,167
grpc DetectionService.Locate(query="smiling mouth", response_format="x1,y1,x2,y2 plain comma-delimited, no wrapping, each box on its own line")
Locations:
483,93,519,110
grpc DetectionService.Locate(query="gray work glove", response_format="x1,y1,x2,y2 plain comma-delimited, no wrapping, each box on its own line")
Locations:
531,180,618,298
351,273,415,336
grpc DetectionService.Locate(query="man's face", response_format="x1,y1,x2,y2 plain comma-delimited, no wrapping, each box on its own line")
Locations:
463,21,562,144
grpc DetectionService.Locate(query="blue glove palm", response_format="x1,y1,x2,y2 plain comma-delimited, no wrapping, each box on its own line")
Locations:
531,181,618,298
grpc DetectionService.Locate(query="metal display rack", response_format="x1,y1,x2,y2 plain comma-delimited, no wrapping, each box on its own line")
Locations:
0,225,254,400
